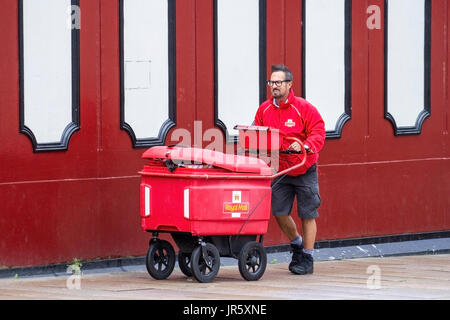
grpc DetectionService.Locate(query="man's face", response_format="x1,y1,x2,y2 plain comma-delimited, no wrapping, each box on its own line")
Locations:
269,71,292,99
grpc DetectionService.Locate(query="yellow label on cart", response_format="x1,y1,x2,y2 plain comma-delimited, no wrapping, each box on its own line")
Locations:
223,202,249,214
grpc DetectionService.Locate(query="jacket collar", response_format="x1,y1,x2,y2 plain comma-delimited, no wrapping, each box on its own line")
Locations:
271,89,295,109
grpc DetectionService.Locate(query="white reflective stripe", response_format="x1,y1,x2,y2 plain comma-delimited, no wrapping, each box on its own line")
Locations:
290,104,302,118
184,189,189,219
144,186,150,216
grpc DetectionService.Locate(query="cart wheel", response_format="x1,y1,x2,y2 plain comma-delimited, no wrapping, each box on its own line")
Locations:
145,239,176,280
238,241,267,281
191,243,220,283
177,252,193,277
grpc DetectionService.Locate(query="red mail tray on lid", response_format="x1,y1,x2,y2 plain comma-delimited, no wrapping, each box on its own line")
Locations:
234,125,284,152
141,146,272,175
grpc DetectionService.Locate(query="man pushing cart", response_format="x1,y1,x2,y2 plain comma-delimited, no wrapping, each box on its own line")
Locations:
139,64,325,283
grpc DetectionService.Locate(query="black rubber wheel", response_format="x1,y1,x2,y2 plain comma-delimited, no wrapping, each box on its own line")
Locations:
191,243,220,283
238,241,267,281
177,252,193,277
145,239,176,280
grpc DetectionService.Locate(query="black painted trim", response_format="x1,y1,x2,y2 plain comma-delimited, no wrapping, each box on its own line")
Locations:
119,0,176,148
302,0,352,139
214,0,267,144
18,0,80,153
384,0,431,136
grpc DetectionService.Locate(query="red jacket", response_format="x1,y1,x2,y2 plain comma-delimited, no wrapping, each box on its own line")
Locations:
254,89,326,176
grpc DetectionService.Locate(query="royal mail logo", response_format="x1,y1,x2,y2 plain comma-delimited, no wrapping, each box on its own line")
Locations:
285,119,295,127
223,202,249,214
224,191,249,217
232,191,241,203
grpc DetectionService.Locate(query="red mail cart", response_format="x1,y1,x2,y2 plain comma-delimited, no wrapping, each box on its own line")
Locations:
139,126,306,282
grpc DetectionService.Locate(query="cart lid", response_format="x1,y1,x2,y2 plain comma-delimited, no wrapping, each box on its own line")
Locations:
142,146,272,175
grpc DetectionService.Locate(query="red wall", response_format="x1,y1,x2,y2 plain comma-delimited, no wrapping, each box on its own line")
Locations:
0,0,448,268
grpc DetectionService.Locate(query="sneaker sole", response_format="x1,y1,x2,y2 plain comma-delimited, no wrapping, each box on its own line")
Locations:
289,265,313,275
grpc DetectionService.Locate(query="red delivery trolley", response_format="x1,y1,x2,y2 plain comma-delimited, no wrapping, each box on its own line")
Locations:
139,126,306,282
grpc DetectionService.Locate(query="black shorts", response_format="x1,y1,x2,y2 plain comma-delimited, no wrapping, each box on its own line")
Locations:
271,164,321,219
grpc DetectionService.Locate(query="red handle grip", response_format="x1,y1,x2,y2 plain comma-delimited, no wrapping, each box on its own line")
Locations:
271,136,307,178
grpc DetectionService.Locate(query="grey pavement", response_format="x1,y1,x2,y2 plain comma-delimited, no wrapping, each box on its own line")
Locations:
2,237,448,280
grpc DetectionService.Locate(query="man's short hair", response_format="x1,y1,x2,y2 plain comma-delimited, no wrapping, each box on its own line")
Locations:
271,64,293,81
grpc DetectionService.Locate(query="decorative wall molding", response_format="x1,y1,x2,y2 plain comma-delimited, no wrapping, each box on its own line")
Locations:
214,0,267,143
119,0,176,148
384,0,431,136
302,0,352,139
18,0,80,152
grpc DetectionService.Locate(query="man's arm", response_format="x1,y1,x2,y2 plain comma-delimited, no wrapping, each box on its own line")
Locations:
302,102,326,154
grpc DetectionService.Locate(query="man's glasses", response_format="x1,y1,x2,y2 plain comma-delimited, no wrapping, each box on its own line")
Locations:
266,80,291,87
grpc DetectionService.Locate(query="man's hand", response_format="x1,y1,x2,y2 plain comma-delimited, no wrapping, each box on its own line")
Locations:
288,142,310,153
288,142,301,152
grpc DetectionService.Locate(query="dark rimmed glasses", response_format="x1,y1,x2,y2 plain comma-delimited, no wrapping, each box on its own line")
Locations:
266,80,291,87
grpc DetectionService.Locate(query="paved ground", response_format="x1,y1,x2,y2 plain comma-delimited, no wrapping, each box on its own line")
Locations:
0,253,449,300
0,237,449,303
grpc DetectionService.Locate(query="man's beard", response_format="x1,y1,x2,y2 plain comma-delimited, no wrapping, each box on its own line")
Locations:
272,89,282,98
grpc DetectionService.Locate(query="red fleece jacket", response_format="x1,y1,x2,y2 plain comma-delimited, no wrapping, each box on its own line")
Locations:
254,89,326,176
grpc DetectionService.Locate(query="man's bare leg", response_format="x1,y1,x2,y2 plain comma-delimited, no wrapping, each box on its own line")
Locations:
301,218,317,250
274,215,299,240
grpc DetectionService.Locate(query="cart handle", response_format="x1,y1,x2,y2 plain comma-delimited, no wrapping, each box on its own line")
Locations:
270,136,307,179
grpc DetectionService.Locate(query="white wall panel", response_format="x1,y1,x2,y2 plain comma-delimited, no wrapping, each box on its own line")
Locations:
122,0,169,140
22,0,73,145
304,0,349,137
216,0,262,137
386,0,430,134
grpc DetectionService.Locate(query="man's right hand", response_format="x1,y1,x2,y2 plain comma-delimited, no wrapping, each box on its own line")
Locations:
288,142,301,152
